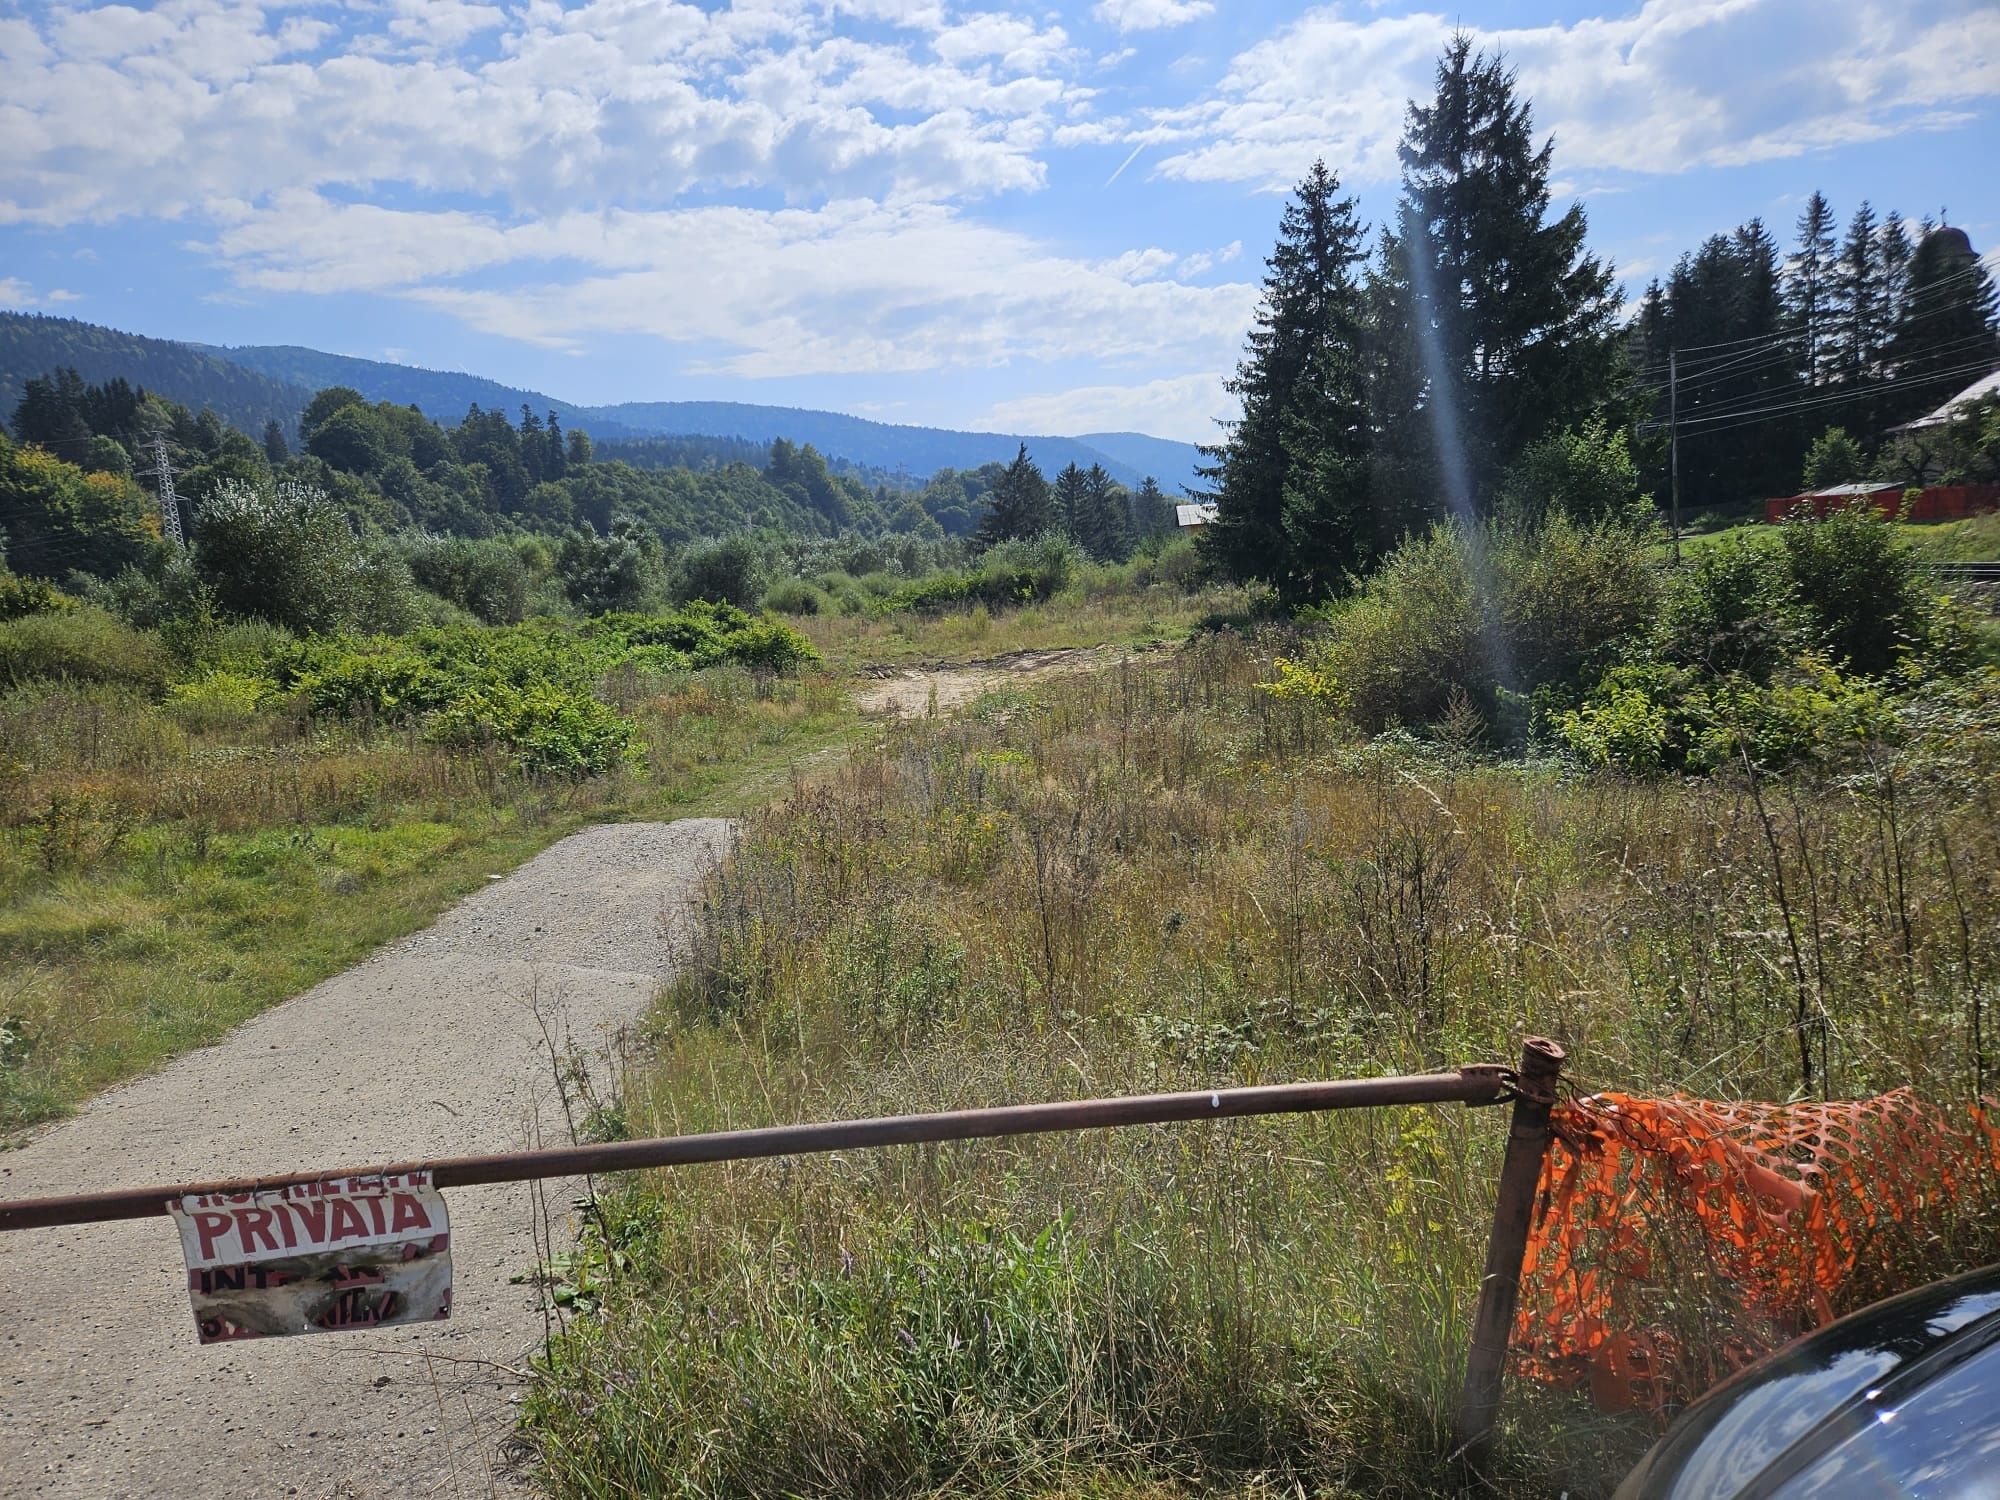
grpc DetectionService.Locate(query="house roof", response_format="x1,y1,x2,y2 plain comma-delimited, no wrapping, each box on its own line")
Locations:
1892,367,2000,431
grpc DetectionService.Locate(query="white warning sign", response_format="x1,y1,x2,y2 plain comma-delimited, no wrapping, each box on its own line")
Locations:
167,1173,452,1344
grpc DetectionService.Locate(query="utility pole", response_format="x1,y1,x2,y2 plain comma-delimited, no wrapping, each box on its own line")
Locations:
151,439,184,549
1668,346,1681,566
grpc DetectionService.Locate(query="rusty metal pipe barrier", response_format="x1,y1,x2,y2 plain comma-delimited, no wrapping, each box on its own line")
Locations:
0,1048,1565,1460
0,1068,1516,1231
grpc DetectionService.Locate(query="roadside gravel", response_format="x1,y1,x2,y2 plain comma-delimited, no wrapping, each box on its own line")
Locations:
0,818,734,1499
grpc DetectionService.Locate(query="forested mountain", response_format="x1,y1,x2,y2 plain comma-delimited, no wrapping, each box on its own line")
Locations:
0,315,308,439
575,401,1194,494
203,342,642,438
1073,432,1209,492
0,315,1202,495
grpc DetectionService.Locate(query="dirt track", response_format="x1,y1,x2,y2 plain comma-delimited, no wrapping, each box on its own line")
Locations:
855,643,1156,716
0,818,734,1499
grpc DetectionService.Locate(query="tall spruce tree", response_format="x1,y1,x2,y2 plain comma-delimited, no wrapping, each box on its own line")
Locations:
1130,475,1173,541
1074,463,1130,561
1833,201,1885,393
1371,36,1619,518
1878,211,1913,337
1202,158,1374,600
1787,192,1839,386
1627,220,1800,510
975,444,1052,546
1050,462,1089,537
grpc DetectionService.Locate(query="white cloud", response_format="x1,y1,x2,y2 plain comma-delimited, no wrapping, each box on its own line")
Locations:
1092,0,1215,34
202,192,1259,381
0,1,1087,224
1086,0,2000,190
1178,239,1241,277
982,372,1235,444
0,277,79,308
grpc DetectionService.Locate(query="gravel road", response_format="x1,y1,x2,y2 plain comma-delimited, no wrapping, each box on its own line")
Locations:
0,818,735,1499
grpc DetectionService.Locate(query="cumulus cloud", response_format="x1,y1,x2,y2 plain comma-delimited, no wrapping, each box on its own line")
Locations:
1088,0,2000,189
982,372,1235,445
0,277,79,308
203,193,1260,380
1093,0,1215,33
0,0,1087,224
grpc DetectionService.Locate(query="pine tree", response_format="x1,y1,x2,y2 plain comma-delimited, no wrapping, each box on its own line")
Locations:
1878,211,1913,339
1372,34,1618,516
1833,201,1884,390
11,368,94,451
1787,192,1838,386
544,410,566,480
1130,475,1173,540
1050,462,1089,537
1075,463,1130,561
1203,158,1374,599
1880,225,2000,425
261,419,289,465
975,444,1052,546
518,406,545,485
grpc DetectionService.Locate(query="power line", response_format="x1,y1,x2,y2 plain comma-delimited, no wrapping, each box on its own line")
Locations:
1675,357,2000,437
1667,335,2000,420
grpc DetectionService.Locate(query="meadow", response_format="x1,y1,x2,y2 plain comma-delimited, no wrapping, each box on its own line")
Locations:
0,556,1243,1134
0,603,850,1131
520,624,2000,1498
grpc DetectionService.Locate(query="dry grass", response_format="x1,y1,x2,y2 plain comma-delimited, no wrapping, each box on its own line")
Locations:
0,668,856,1131
523,634,2000,1497
797,581,1250,672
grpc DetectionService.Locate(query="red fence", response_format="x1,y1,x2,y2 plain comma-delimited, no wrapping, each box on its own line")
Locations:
1766,483,2000,523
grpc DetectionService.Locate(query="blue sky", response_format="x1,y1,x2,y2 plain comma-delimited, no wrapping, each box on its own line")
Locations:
1,0,1994,442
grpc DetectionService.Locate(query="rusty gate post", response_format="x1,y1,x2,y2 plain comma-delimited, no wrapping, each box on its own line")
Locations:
1453,1035,1566,1471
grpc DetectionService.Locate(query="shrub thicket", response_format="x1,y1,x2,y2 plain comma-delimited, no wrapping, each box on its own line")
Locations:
1267,514,1657,737
1558,501,1966,772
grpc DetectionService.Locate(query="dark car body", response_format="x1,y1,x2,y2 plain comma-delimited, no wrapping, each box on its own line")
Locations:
1615,1262,2000,1499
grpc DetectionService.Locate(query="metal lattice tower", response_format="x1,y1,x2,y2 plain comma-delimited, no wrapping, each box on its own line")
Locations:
152,440,184,548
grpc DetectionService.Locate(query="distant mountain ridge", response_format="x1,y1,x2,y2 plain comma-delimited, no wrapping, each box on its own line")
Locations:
0,316,1203,495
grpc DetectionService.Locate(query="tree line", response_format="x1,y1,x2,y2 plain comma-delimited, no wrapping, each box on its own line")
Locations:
1630,196,1998,511
1203,34,1999,601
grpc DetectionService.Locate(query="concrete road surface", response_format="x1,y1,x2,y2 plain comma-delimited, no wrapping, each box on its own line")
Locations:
0,819,734,1499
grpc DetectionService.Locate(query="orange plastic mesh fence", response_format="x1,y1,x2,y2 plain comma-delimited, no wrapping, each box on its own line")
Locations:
1510,1090,2000,1413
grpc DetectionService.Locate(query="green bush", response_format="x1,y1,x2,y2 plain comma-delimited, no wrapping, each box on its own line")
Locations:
1282,515,1654,736
1651,532,1803,678
425,681,638,777
0,571,73,621
1801,426,1867,491
761,577,831,616
1780,499,1929,676
403,534,532,625
272,604,814,773
673,535,764,609
0,606,172,693
889,533,1078,615
1556,655,1900,773
194,479,416,634
1498,417,1650,527
163,670,271,733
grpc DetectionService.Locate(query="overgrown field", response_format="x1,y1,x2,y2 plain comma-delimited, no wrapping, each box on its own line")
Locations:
0,603,847,1131
524,632,2000,1498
